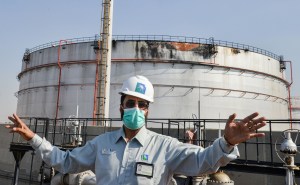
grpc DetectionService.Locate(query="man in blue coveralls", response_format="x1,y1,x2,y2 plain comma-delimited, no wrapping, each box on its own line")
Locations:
6,75,266,185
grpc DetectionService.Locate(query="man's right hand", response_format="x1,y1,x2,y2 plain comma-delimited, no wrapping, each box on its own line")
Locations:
6,113,35,141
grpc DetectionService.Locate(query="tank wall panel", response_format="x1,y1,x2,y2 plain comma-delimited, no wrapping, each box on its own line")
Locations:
21,42,97,71
57,85,94,118
111,41,283,78
17,85,94,118
19,66,58,89
109,62,288,120
217,47,281,78
17,87,57,117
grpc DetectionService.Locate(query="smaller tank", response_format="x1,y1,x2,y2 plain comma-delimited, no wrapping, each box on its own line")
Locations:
207,171,234,185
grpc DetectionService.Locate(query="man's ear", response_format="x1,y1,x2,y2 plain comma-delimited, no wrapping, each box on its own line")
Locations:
119,105,124,112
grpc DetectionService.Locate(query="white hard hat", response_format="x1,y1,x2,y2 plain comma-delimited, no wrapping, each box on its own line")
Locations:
119,75,154,102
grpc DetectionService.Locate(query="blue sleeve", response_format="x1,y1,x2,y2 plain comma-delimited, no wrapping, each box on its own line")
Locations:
165,137,239,176
29,134,96,174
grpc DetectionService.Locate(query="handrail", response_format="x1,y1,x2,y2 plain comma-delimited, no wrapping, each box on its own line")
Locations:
9,117,300,183
27,35,280,61
13,117,300,164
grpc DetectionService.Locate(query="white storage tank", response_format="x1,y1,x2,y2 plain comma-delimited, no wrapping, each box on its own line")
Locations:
16,35,290,125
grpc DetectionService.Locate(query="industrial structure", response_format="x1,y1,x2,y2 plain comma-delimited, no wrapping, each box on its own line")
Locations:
17,35,291,131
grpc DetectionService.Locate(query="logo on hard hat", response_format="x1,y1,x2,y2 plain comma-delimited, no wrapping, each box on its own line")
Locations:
135,82,146,94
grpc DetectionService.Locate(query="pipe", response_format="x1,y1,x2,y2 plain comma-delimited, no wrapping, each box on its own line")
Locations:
12,159,20,185
288,86,293,128
55,40,69,120
50,171,96,185
285,61,293,128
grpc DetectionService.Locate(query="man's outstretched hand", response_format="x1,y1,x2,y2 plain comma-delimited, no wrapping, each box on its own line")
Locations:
6,113,35,141
224,112,266,146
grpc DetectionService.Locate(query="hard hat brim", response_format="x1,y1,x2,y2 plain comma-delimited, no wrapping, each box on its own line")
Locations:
119,91,154,102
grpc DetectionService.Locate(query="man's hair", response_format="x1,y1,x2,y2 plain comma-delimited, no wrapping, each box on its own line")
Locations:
120,94,126,106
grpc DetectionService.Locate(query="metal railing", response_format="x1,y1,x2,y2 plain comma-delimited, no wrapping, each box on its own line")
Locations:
27,35,280,61
8,117,300,184
11,117,300,165
11,117,119,146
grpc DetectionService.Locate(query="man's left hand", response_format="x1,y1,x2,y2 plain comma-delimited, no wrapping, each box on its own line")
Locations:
224,112,266,146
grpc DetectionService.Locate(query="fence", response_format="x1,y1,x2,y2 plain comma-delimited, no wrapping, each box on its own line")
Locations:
8,117,300,184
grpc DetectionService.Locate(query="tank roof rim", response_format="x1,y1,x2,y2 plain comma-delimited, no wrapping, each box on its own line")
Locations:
26,35,280,61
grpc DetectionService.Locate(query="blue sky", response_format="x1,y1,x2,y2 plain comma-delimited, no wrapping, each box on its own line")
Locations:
0,0,299,122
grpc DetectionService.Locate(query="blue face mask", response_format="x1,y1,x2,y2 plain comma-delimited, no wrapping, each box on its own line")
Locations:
123,108,146,130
